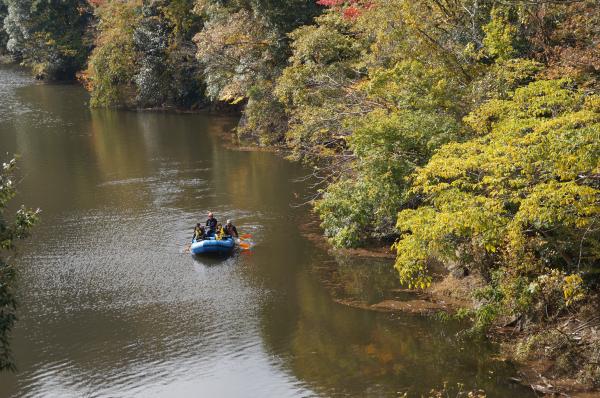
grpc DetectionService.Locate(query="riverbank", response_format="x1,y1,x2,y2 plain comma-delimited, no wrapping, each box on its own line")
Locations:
340,273,600,396
291,184,600,396
321,258,600,396
498,303,600,397
299,213,600,396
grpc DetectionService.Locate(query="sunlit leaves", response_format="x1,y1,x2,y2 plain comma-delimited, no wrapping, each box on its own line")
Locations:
86,1,141,107
316,108,460,247
194,9,277,102
482,6,517,61
3,0,93,79
394,79,600,303
193,0,320,105
87,0,203,108
0,158,38,371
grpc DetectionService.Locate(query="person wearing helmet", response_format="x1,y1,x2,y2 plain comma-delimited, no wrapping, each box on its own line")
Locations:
224,219,238,238
205,212,218,236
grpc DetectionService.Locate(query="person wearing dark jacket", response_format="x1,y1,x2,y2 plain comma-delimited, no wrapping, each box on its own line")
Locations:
206,212,218,235
224,219,238,238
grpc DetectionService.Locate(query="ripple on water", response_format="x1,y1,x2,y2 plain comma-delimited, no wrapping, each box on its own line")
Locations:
0,67,34,122
7,202,307,397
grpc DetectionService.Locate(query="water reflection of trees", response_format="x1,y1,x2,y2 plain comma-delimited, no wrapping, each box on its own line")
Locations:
314,253,399,305
259,251,532,397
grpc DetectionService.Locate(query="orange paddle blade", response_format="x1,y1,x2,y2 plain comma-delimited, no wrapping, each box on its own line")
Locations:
239,242,251,250
240,234,252,239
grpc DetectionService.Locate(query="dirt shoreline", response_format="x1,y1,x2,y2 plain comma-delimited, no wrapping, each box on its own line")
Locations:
344,273,599,397
295,218,591,396
333,270,599,397
302,225,599,397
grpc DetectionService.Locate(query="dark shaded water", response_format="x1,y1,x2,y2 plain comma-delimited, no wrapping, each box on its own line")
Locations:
0,65,533,397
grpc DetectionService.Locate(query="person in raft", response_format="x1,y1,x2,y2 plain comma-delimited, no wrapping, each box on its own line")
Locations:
224,219,239,238
216,223,224,240
192,223,205,242
205,212,218,236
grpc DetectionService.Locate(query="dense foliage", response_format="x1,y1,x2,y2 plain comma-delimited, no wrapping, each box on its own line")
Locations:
193,0,321,143
134,0,203,108
0,159,38,371
0,2,8,55
1,0,94,79
395,79,599,295
85,0,203,108
84,1,140,107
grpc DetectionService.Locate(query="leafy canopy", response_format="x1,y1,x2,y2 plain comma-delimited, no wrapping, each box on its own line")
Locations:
394,79,600,290
3,0,93,79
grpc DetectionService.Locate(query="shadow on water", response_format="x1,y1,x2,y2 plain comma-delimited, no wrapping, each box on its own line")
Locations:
191,253,236,267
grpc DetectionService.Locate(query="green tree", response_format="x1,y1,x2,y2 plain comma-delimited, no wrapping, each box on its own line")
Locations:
394,79,599,315
0,159,38,371
282,0,599,249
193,0,321,141
85,1,141,107
279,1,484,246
134,0,203,108
194,7,277,103
316,109,460,247
86,0,203,109
275,11,364,157
3,0,94,79
133,1,171,107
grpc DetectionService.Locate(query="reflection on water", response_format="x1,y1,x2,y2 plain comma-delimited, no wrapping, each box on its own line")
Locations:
0,65,532,397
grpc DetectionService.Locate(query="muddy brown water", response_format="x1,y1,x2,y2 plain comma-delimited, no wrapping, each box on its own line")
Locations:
0,65,533,397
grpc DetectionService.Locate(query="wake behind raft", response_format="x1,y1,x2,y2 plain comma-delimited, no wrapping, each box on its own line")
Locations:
190,236,235,255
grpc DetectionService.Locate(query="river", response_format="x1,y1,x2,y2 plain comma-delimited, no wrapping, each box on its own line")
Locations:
0,65,533,397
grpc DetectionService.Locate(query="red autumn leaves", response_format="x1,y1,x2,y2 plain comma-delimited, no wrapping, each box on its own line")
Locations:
316,0,373,20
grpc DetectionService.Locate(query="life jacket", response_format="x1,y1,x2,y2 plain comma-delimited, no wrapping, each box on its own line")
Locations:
194,227,204,240
216,227,225,240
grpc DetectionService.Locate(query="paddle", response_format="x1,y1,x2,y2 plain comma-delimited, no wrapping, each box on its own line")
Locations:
238,241,251,250
235,233,252,250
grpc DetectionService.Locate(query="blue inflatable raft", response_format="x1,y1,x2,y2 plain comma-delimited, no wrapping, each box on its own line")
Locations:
190,236,235,255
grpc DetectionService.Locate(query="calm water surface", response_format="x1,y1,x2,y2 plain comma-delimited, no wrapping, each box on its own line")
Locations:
0,65,533,397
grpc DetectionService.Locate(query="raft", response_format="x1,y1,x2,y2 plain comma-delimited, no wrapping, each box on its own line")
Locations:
190,236,235,255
